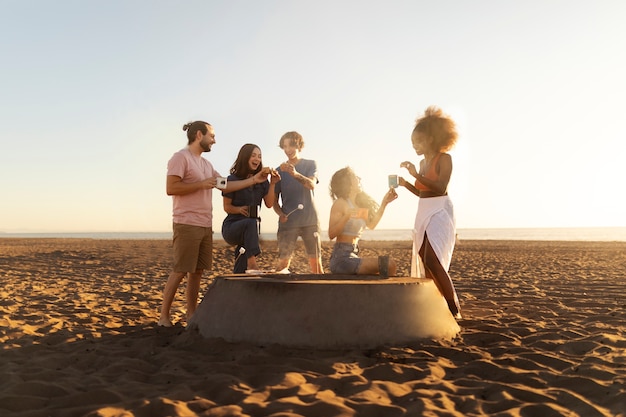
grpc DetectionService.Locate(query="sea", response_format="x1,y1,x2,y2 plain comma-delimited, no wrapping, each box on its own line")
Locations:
1,227,625,242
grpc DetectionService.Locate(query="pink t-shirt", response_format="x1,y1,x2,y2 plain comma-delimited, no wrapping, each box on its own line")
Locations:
167,148,221,227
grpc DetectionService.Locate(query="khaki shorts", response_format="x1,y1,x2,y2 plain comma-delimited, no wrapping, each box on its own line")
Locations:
172,223,213,273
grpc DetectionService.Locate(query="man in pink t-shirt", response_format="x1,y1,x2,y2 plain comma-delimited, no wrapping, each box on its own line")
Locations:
158,121,267,327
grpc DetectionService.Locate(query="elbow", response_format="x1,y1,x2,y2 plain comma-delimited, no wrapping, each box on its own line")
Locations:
367,218,381,230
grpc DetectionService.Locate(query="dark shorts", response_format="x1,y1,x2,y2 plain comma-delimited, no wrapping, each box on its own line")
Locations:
277,224,321,259
329,242,361,274
172,223,213,273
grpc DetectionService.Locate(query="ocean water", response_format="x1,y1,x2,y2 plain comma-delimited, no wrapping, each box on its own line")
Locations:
1,227,625,242
456,227,626,242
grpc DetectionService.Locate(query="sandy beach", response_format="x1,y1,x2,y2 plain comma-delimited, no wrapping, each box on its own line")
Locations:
1,237,625,417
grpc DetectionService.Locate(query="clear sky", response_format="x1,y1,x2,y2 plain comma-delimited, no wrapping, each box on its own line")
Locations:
1,1,624,234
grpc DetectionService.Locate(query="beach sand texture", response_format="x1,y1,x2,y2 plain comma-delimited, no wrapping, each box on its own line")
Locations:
1,238,625,417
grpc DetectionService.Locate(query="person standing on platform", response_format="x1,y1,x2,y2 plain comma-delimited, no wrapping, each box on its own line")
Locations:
158,121,267,327
273,131,324,274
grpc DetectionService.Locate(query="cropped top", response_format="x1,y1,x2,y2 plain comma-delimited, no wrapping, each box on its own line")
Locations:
414,153,441,191
342,200,367,237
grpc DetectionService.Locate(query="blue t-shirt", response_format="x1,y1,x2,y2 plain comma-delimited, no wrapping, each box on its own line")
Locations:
222,174,269,224
275,159,320,229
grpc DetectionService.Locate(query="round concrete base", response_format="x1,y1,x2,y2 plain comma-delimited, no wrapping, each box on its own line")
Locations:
187,275,460,348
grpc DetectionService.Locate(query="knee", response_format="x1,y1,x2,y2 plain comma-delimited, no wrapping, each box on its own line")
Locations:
422,252,439,269
189,270,202,279
244,218,259,231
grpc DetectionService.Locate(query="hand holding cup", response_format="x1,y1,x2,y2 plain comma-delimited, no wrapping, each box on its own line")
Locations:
384,188,398,204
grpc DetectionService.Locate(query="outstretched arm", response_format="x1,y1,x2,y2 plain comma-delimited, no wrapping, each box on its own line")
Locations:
220,171,268,194
167,175,218,196
366,189,398,230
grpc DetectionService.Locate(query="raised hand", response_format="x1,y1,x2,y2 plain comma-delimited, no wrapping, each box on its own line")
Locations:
400,161,418,178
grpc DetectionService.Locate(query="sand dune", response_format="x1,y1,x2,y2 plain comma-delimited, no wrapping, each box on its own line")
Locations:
1,238,625,416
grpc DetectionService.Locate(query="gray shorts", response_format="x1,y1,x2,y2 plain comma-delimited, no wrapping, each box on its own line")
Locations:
329,242,361,274
172,223,213,273
277,225,321,259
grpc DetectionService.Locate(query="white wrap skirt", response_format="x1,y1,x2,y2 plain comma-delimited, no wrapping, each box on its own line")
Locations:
411,195,456,278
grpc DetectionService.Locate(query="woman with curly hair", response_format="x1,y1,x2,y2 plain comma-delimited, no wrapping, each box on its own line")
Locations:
328,167,398,276
399,106,462,318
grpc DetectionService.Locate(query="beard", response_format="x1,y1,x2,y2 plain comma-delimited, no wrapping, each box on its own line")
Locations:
200,140,212,152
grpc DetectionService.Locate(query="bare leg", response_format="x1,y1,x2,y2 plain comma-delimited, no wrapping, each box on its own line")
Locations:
421,234,461,318
308,257,324,274
159,270,186,327
185,270,202,320
247,255,259,271
388,259,397,276
356,257,397,276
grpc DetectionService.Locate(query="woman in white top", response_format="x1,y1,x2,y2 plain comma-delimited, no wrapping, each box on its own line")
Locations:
328,167,398,275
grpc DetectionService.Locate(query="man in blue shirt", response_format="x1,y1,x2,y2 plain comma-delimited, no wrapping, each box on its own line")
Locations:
273,131,324,274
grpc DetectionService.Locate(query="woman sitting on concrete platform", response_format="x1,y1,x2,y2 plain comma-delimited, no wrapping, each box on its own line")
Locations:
328,167,398,276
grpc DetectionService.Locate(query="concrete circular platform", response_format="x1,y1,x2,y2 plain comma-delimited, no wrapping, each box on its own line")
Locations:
187,274,460,348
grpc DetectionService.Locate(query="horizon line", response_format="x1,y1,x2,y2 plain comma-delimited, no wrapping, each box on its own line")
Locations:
2,226,625,234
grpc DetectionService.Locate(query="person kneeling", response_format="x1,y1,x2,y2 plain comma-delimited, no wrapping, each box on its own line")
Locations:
328,167,398,277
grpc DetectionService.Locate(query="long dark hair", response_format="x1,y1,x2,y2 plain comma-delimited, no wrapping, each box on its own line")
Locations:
230,143,263,178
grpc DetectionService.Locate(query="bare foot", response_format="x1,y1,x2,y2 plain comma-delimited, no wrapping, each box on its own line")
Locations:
157,318,173,327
